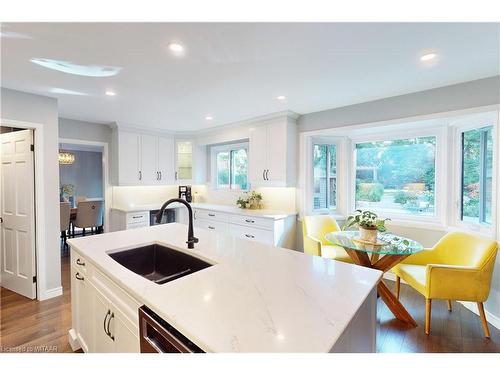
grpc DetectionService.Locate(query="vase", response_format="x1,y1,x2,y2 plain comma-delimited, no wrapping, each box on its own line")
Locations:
359,227,378,243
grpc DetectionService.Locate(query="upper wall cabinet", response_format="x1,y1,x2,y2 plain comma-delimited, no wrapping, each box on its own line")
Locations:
174,139,206,184
113,130,176,186
112,130,206,186
249,116,297,187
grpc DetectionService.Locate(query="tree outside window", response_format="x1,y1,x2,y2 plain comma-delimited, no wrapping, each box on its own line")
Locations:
216,146,248,190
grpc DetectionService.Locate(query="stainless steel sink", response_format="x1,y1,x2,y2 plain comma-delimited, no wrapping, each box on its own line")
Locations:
108,244,212,284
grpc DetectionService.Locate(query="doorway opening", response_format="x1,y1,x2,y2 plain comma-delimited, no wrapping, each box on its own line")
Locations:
58,140,107,255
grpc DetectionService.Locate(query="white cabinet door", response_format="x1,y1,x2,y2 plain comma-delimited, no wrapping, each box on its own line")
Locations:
266,122,287,184
118,131,141,184
158,136,175,184
91,286,115,353
140,134,158,184
113,310,140,353
175,140,193,182
249,125,268,185
71,266,91,352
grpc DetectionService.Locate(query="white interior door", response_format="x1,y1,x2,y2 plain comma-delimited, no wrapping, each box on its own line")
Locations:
0,129,36,299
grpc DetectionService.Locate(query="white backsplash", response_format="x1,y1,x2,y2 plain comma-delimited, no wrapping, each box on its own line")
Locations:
113,185,297,212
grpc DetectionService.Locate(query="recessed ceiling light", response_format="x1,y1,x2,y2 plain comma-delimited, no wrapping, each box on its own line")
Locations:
49,88,87,96
420,52,437,62
105,91,116,96
30,58,121,77
168,43,184,54
205,115,213,121
276,95,286,101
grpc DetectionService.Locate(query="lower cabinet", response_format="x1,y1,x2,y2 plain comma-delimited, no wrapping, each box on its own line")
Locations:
90,284,139,353
69,249,140,353
193,208,296,249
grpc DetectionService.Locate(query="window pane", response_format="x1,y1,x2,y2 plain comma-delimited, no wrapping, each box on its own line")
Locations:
312,144,336,210
355,136,436,215
461,126,493,224
231,148,248,190
216,151,230,189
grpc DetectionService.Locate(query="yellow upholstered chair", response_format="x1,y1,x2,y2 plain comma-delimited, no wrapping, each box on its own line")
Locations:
392,231,498,337
302,215,352,263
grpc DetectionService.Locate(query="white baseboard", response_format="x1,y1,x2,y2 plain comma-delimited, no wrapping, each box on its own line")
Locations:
68,329,81,352
383,273,500,330
38,286,63,300
459,301,500,330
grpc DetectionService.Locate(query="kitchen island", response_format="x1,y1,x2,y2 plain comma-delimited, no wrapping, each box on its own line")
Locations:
67,223,381,353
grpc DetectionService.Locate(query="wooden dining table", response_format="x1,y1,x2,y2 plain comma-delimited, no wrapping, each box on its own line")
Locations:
326,230,425,327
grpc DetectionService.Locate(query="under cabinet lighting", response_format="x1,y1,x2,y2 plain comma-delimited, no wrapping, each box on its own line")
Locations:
105,91,116,96
276,95,286,101
420,53,437,62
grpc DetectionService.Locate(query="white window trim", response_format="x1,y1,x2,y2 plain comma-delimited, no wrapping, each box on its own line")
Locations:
210,142,249,192
349,125,447,225
449,112,498,236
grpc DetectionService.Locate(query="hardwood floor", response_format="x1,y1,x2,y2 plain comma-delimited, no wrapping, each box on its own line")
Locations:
377,280,500,353
0,255,74,353
1,254,499,353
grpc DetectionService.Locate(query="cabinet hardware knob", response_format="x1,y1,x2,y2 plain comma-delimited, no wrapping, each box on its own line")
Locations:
76,258,85,266
175,171,178,180
159,171,162,180
75,272,84,281
262,170,265,180
208,226,215,230
245,234,255,238
245,219,255,223
208,213,215,217
139,171,142,180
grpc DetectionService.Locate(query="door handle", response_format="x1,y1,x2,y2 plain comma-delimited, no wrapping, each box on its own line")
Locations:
103,309,111,336
107,311,115,341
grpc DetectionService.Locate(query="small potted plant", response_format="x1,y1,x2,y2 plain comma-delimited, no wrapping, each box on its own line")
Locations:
236,191,263,209
343,209,389,243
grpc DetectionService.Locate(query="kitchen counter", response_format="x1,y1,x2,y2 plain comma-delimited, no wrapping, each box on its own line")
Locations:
111,202,296,220
68,223,381,352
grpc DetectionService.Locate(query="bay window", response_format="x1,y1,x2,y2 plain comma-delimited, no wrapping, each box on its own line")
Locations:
354,136,437,216
460,126,494,225
313,144,337,210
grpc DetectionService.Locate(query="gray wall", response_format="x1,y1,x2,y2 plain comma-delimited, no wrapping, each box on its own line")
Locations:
299,75,500,132
1,87,61,297
59,150,103,199
59,117,111,144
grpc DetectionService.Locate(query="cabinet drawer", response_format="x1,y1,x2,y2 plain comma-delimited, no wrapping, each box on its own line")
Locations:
126,221,150,230
228,214,274,230
228,224,274,245
194,209,228,222
126,212,148,224
195,218,228,233
71,250,87,274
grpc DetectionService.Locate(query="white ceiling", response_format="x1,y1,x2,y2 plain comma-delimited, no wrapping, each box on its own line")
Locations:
1,23,499,131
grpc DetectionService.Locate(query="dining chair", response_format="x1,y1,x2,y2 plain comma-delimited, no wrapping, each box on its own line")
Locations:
59,202,71,251
392,231,498,337
74,200,103,236
302,215,353,263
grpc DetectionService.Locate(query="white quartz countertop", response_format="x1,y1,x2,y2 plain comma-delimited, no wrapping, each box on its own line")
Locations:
111,202,296,220
68,223,381,352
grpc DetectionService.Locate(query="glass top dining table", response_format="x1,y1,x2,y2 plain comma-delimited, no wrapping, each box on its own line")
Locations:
325,230,425,327
325,230,424,255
